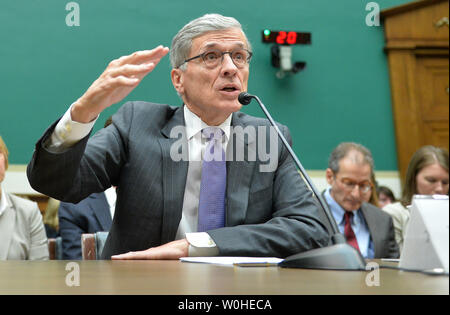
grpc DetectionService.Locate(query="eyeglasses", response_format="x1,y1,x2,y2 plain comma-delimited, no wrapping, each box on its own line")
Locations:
179,49,252,69
336,177,372,193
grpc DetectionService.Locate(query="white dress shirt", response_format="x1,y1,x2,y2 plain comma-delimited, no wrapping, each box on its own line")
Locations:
0,186,9,217
175,105,231,255
103,186,117,220
48,104,232,256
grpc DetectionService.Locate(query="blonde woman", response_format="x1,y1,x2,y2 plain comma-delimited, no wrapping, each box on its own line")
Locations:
0,136,48,260
383,145,449,251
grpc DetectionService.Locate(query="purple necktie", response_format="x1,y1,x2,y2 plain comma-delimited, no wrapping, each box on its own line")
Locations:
197,127,226,232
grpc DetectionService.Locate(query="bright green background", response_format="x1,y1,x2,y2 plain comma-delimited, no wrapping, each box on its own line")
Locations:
0,0,414,169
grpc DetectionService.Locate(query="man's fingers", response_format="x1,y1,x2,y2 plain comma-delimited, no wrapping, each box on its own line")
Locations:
107,63,155,79
131,46,170,65
115,46,169,67
110,239,189,260
104,46,168,81
111,250,150,260
111,253,134,260
107,76,140,88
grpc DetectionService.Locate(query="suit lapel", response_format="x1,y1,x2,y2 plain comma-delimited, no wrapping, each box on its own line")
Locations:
89,192,112,231
158,106,188,244
0,194,16,260
156,109,257,238
360,204,382,257
225,114,256,226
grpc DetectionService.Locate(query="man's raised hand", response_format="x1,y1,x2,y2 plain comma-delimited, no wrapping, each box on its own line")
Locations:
71,45,170,123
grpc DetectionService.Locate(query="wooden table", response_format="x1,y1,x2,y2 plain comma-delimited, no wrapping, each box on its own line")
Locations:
0,260,447,295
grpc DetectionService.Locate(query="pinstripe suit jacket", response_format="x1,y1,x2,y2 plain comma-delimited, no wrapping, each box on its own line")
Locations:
27,101,329,259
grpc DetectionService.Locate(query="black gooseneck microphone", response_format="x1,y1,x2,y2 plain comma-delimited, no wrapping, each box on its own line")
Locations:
238,92,366,270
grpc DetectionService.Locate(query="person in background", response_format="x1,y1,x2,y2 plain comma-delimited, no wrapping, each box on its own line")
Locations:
377,186,396,208
43,197,60,238
58,190,114,259
58,116,115,259
382,145,449,251
323,142,399,259
0,135,48,260
362,172,379,208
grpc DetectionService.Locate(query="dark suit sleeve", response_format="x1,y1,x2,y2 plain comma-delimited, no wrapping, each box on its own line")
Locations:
208,125,329,258
27,104,132,203
58,202,85,260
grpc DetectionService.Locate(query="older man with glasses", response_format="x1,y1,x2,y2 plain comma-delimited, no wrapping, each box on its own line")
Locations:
27,14,329,260
323,142,399,259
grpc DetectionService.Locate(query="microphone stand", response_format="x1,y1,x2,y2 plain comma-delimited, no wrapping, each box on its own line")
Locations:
239,92,366,270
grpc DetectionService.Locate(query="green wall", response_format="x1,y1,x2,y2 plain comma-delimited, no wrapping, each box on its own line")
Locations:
0,0,414,170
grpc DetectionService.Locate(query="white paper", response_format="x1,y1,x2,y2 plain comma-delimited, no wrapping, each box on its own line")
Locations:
180,256,283,266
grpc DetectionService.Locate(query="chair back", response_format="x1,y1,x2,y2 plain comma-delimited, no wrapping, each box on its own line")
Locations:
81,232,109,260
95,231,109,260
48,237,63,260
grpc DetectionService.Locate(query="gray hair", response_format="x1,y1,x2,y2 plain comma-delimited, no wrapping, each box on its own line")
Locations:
328,142,374,174
170,13,251,70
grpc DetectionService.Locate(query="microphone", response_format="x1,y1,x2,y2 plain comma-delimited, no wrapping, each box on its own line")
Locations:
238,92,366,270
238,92,253,105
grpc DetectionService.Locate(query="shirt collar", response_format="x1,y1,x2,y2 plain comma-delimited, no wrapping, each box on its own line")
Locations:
183,105,232,141
0,186,11,217
324,187,361,225
104,186,117,208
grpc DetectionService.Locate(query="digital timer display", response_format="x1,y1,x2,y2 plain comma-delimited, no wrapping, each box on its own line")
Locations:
262,30,311,45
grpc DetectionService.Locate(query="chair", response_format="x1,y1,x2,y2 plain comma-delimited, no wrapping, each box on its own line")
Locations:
48,237,63,260
81,232,109,260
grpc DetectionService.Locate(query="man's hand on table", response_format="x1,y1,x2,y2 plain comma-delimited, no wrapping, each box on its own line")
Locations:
111,238,189,260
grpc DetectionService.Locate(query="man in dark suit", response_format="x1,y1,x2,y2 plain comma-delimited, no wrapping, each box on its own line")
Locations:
27,14,329,259
323,142,399,259
58,117,115,260
59,190,114,259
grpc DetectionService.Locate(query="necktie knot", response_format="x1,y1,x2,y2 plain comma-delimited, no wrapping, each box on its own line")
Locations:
344,211,354,224
202,127,224,141
202,127,225,162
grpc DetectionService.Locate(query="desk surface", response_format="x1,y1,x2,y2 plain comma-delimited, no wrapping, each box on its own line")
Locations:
0,260,448,295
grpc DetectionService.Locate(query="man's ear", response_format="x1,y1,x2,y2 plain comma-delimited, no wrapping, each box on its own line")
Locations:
325,168,334,185
171,68,184,95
